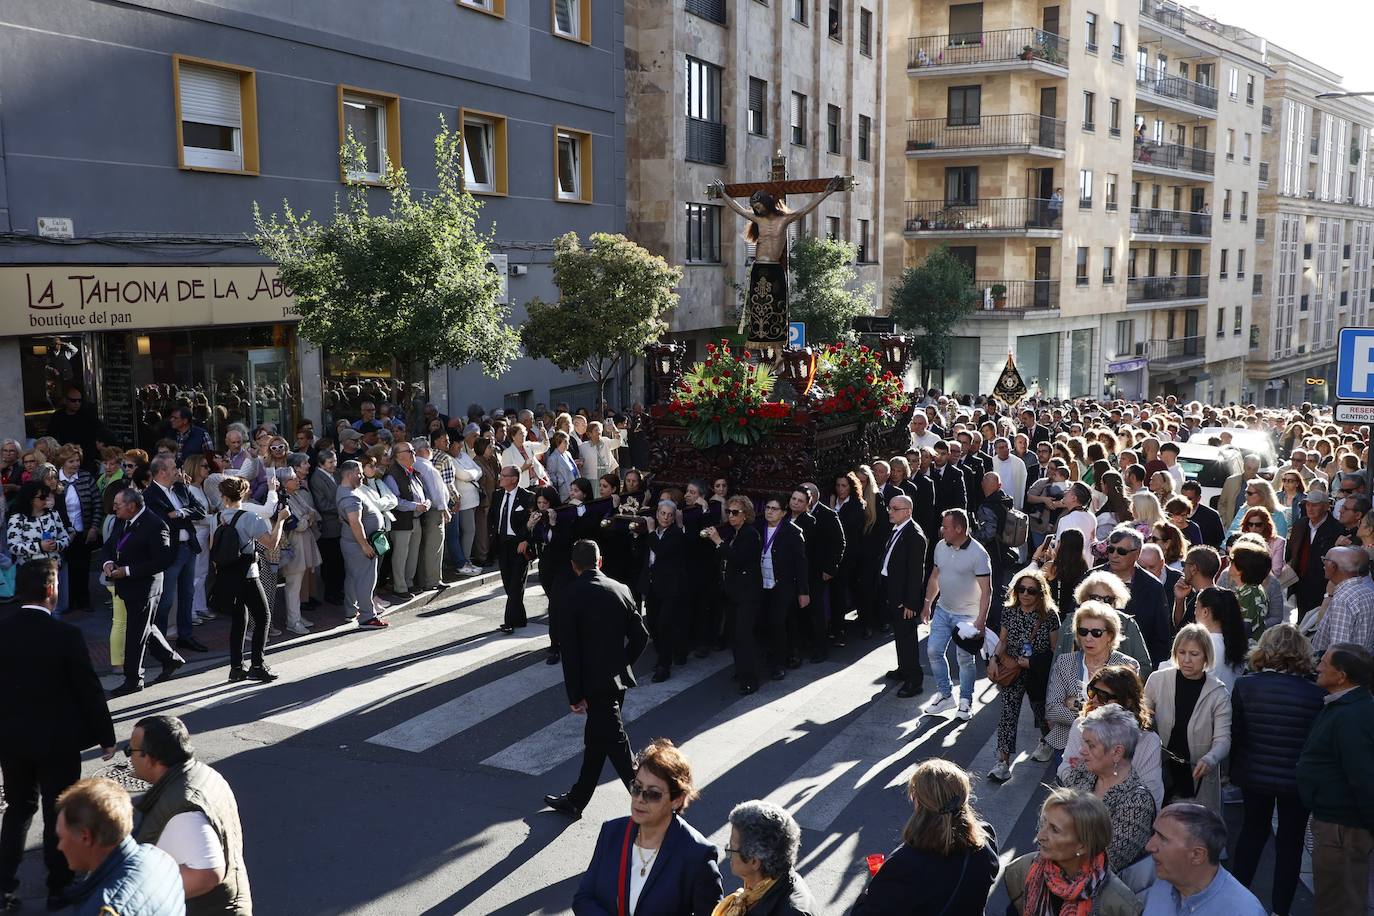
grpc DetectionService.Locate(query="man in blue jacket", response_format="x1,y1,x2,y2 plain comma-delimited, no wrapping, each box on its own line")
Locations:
1298,643,1374,916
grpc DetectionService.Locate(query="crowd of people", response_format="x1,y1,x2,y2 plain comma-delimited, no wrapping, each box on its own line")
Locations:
3,385,1374,915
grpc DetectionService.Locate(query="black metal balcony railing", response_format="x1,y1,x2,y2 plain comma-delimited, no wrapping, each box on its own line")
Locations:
907,27,1068,69
1130,207,1212,237
1258,161,1269,183
903,197,1063,232
1262,105,1273,127
1132,140,1215,175
906,113,1066,151
1136,73,1219,110
1138,0,1186,32
685,0,725,24
1148,335,1204,364
686,118,725,165
975,279,1060,312
1127,275,1208,303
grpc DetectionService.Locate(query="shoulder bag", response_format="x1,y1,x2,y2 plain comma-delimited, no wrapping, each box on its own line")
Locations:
987,613,1047,688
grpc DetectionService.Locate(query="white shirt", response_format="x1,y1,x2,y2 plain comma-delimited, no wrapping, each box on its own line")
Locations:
158,482,189,542
1055,509,1098,563
881,520,911,576
627,841,658,913
60,472,83,532
1165,463,1186,489
910,430,941,450
991,455,1028,510
155,811,224,871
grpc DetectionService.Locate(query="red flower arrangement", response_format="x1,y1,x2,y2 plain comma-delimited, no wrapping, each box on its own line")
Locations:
666,339,792,448
814,341,908,426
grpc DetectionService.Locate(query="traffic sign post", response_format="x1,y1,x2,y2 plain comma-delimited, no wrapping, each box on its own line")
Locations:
788,321,806,348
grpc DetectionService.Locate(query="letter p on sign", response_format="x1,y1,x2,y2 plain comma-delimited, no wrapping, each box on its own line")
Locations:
1337,328,1374,401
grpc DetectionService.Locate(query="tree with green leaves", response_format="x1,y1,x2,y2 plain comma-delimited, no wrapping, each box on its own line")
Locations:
888,245,978,388
252,118,519,379
521,232,682,409
788,234,875,344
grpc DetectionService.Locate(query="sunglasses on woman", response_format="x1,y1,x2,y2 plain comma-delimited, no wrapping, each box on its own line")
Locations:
1077,626,1107,638
628,781,666,802
1016,585,1043,596
1088,685,1117,702
726,508,742,516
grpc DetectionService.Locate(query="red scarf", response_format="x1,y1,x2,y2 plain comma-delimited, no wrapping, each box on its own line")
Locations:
1023,851,1108,916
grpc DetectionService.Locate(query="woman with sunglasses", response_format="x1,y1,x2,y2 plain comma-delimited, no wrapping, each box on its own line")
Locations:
1144,624,1231,815
574,738,722,915
1045,602,1138,761
1058,663,1163,807
705,496,764,695
851,760,999,916
988,569,1061,782
1276,470,1305,511
1228,478,1288,539
1149,521,1186,572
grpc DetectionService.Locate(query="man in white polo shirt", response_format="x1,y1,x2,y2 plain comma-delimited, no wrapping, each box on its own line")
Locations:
920,509,992,720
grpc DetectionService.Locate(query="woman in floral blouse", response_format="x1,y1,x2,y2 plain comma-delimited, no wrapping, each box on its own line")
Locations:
1060,703,1157,876
6,480,71,568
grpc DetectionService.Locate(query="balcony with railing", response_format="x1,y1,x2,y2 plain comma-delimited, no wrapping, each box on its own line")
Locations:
1138,0,1186,32
1148,335,1206,368
903,197,1063,235
1130,207,1212,240
907,27,1069,74
906,113,1066,155
686,118,725,164
1132,140,1214,178
969,279,1060,316
1136,73,1218,113
1127,275,1208,304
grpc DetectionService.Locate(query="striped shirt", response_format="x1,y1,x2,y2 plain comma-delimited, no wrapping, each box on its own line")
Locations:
1313,576,1374,655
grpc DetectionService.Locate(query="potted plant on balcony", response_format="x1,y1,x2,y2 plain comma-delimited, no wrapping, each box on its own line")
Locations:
1021,45,1036,60
990,283,1008,308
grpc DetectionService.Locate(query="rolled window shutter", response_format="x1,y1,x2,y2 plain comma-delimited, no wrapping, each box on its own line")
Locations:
180,64,241,128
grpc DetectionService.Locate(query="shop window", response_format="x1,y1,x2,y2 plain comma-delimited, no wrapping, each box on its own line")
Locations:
338,87,401,183
555,127,593,202
460,110,508,195
553,0,591,43
323,350,428,436
1070,329,1094,397
173,55,259,174
459,0,506,16
1016,332,1061,397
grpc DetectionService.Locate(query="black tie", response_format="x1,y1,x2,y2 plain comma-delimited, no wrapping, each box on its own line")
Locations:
500,492,511,536
885,526,901,561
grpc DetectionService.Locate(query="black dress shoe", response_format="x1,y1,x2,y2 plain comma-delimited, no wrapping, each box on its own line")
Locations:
770,667,786,681
879,624,892,635
738,681,758,696
785,656,802,670
544,793,583,820
860,627,874,639
693,646,711,659
2,891,21,912
809,651,828,664
652,667,670,683
884,669,904,681
153,658,185,684
107,681,143,699
498,624,515,634
545,652,561,665
246,665,279,683
897,681,925,698
228,667,249,683
176,637,209,653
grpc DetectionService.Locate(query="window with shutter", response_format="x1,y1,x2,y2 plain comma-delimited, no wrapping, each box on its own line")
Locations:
748,78,767,136
180,63,244,171
791,92,807,146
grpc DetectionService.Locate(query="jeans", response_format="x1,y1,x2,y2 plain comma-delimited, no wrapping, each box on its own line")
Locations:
445,513,466,568
155,541,196,640
228,575,270,670
927,604,977,700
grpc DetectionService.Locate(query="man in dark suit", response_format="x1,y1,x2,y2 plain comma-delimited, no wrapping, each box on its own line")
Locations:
759,496,809,682
1288,492,1343,615
930,442,968,512
802,482,845,658
101,487,184,697
1018,408,1052,448
545,539,649,820
1099,527,1171,668
1181,481,1225,549
643,499,689,682
0,560,117,910
878,495,928,697
950,441,984,513
489,465,534,633
145,455,208,653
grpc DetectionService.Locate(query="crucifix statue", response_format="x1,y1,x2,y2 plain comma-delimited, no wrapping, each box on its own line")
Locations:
708,154,854,353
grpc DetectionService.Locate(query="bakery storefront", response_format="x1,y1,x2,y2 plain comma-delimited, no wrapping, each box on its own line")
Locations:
1,264,309,450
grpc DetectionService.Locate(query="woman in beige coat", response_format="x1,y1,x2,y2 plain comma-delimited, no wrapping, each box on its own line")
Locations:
1144,623,1232,815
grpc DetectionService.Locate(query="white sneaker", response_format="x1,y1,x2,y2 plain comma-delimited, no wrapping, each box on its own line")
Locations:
1031,739,1055,762
956,699,972,721
987,761,1011,782
922,692,954,714
285,623,310,636
299,617,315,628
461,564,482,576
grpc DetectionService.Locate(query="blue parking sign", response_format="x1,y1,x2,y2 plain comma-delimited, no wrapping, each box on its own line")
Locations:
788,322,805,348
1337,328,1374,400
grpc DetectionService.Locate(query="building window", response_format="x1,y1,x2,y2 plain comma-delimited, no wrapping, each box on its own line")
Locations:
687,57,724,163
947,85,981,126
1115,319,1134,357
1076,247,1090,285
1128,248,1138,279
173,56,259,174
1082,91,1096,131
1105,173,1118,210
1084,11,1098,53
1219,248,1229,278
555,127,593,202
792,0,807,24
790,92,807,146
1240,191,1249,221
857,114,871,161
1109,98,1121,136
948,246,977,276
686,0,727,24
553,0,591,42
1233,305,1243,335
338,88,401,183
459,0,507,15
1103,247,1115,283
1227,66,1239,100
1111,21,1123,60
826,104,842,154
857,219,871,262
828,0,841,39
1245,74,1255,104
1078,168,1093,209
859,8,873,56
948,3,983,43
826,215,841,239
1223,188,1232,219
685,203,721,262
1225,129,1235,160
1236,248,1246,278
1243,132,1252,162
460,109,508,194
748,78,767,136
1216,308,1225,338
945,166,978,206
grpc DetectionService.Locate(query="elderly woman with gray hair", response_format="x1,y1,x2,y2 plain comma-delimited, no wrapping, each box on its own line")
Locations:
1060,704,1157,883
717,801,815,916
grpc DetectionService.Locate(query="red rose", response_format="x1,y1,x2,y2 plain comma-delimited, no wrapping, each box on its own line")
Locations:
738,418,747,426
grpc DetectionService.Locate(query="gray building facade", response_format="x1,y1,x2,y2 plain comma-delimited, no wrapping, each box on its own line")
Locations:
0,0,625,448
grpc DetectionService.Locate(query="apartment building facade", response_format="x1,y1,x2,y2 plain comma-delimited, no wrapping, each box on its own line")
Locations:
0,0,625,444
1248,48,1374,407
626,0,886,359
882,0,1268,402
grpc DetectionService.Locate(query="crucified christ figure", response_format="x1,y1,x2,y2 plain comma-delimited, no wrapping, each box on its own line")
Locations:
710,175,845,351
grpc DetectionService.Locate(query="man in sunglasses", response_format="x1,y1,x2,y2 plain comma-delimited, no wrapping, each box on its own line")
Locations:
1100,527,1171,669
45,384,112,474
1335,494,1371,547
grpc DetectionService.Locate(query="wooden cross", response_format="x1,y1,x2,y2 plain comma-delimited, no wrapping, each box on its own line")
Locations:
706,153,855,203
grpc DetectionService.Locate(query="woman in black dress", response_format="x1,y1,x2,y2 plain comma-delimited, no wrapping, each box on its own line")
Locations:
830,471,866,644
705,495,764,695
